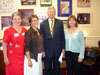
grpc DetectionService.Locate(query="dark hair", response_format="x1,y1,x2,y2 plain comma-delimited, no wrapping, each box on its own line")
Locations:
67,15,78,28
11,12,22,20
28,14,38,23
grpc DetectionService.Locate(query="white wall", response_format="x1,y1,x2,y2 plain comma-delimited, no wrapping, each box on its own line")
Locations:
0,0,100,47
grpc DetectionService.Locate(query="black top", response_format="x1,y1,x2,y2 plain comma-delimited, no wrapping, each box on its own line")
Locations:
24,27,44,61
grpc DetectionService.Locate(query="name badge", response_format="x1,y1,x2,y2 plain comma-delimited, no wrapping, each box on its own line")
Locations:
74,32,78,36
14,33,19,37
22,33,25,36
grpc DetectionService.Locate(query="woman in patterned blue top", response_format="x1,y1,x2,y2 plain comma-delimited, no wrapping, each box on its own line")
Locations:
65,15,85,75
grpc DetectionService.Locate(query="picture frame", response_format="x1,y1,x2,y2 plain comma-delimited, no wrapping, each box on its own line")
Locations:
1,16,12,29
21,0,36,5
75,12,92,27
40,0,52,6
58,0,72,17
37,14,48,24
77,0,91,7
37,14,48,28
18,9,34,26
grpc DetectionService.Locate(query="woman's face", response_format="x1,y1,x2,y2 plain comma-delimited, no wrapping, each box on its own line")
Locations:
69,18,76,28
12,15,22,26
31,17,38,28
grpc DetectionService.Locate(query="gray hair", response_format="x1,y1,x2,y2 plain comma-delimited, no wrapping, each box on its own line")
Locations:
11,12,22,20
47,6,56,13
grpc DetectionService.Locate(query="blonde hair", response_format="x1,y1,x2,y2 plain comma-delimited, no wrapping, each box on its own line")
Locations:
11,12,22,20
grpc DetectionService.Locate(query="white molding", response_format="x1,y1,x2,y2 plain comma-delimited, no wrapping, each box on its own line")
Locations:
86,36,100,39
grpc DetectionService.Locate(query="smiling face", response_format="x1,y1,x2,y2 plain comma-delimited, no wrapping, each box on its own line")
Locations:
67,15,78,28
47,7,56,19
69,18,76,28
31,17,38,28
12,15,22,26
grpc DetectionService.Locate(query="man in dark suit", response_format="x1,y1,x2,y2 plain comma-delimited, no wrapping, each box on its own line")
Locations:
40,6,65,75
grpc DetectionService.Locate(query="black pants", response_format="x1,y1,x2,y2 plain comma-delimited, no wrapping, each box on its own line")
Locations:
65,51,82,75
44,55,60,75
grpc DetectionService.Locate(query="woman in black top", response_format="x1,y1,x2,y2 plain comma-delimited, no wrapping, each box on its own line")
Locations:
24,15,45,75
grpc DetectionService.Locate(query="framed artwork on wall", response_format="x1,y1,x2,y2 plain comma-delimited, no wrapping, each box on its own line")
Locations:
75,12,92,26
1,16,12,29
37,14,48,24
18,9,34,26
77,0,91,7
58,0,72,17
21,0,36,5
37,14,48,28
40,0,52,6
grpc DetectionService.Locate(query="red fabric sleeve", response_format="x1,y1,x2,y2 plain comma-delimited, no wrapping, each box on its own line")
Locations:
3,29,11,43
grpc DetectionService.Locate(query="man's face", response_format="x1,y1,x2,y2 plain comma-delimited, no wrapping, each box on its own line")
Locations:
47,8,56,19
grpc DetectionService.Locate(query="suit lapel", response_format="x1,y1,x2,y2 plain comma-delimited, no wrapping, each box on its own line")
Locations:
53,19,57,37
45,19,51,37
45,19,57,38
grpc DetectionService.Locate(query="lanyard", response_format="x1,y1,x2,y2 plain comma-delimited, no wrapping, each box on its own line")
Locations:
48,19,55,32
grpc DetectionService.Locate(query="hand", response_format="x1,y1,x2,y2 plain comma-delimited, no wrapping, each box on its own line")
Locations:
42,52,45,58
28,60,32,67
4,57,10,65
78,58,83,63
62,49,65,58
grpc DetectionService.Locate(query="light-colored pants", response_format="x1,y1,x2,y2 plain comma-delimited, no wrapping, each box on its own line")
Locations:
24,53,43,75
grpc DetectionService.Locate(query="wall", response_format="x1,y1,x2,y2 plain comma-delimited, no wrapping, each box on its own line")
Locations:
0,0,100,47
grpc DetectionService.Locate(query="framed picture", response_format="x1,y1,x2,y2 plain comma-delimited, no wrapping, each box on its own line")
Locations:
18,9,34,26
1,16,12,29
21,0,36,5
62,20,67,29
77,0,91,7
37,14,48,24
58,0,72,17
76,12,92,26
40,0,52,6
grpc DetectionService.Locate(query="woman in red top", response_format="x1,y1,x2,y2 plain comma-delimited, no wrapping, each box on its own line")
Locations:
3,12,26,75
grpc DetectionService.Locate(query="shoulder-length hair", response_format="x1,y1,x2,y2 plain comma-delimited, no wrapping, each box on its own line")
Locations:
67,15,78,28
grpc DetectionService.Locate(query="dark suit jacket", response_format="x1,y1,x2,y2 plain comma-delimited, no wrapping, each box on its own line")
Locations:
40,18,65,57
